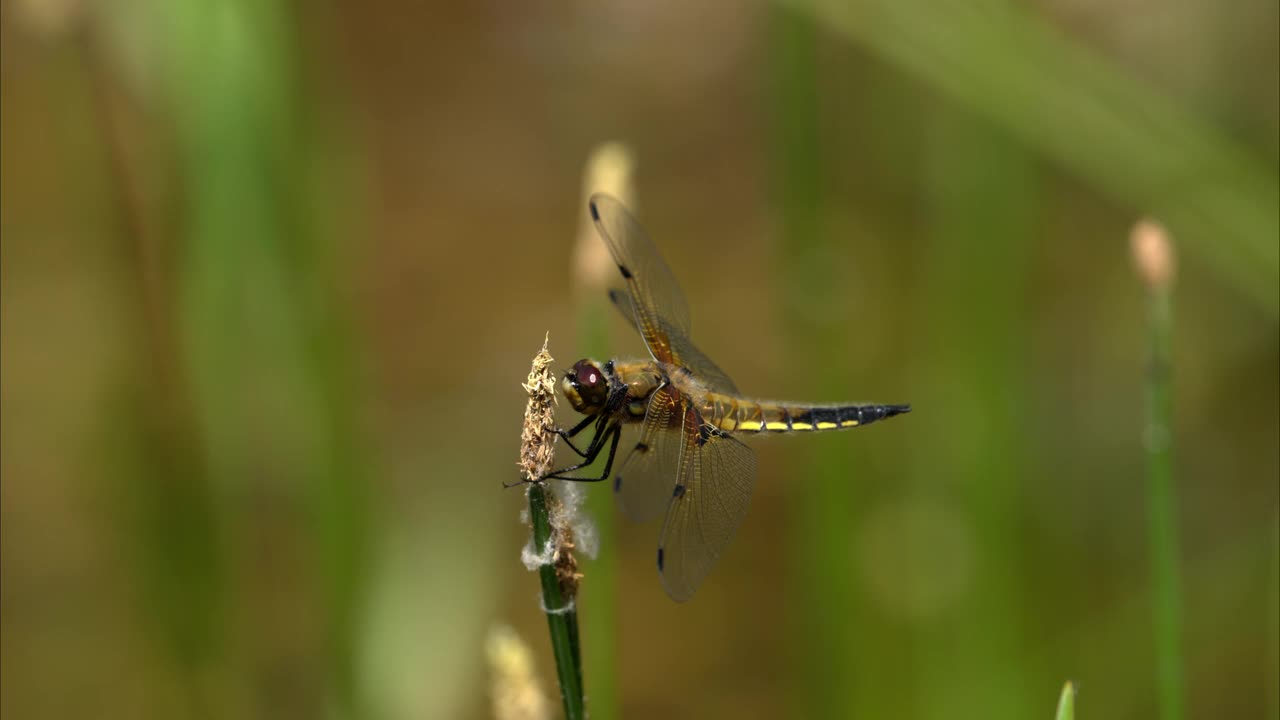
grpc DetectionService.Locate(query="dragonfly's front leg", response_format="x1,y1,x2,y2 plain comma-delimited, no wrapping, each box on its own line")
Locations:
542,422,622,483
556,413,602,458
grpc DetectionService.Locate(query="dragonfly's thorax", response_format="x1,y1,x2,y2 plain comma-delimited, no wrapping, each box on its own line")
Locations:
609,359,667,417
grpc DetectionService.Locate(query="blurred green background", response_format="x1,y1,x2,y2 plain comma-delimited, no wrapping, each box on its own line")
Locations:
2,1,1277,719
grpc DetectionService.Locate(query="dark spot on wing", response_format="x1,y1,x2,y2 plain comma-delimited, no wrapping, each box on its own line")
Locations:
697,423,714,446
613,474,623,492
656,547,665,571
635,442,649,452
672,483,686,499
589,200,600,221
618,264,633,279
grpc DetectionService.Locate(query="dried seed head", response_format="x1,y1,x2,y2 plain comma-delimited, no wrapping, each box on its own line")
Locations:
517,335,593,600
1130,218,1176,291
519,334,558,482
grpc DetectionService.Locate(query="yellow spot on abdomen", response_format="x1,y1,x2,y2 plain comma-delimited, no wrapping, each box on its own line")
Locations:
765,421,789,431
816,422,838,430
841,420,860,428
737,420,763,432
790,422,813,431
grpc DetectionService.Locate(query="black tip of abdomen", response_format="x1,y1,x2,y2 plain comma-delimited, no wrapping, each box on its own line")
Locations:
847,403,911,426
870,404,911,422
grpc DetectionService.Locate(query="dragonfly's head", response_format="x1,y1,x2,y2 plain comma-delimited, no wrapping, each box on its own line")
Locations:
562,358,610,415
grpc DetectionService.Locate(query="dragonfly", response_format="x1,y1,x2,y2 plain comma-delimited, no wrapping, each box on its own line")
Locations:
546,193,910,602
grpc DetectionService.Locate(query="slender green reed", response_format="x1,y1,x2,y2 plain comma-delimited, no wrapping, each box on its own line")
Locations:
1055,682,1077,720
1132,221,1183,720
768,6,859,717
578,298,618,719
79,22,227,715
573,143,634,720
160,1,370,714
916,104,1037,720
528,482,586,720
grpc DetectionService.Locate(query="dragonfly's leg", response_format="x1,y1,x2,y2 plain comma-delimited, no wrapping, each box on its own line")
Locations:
506,418,615,489
546,419,615,475
557,383,628,456
560,413,598,440
557,413,604,457
543,423,622,483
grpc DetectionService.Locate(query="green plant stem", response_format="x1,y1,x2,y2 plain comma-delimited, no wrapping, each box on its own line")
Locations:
1145,286,1183,720
528,482,585,720
79,27,226,717
578,298,618,719
769,6,859,717
1055,682,1077,720
916,104,1037,720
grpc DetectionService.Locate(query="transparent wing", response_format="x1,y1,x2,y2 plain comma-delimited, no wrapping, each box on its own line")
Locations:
613,385,684,523
589,193,690,363
608,289,739,395
657,411,759,602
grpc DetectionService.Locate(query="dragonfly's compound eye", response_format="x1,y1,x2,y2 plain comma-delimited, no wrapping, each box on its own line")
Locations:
572,359,602,389
565,359,609,412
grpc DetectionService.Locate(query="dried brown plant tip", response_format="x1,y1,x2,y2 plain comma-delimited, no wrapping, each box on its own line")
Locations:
519,335,584,596
519,334,559,483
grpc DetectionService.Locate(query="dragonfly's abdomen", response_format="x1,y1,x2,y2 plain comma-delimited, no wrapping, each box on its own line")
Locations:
707,394,910,434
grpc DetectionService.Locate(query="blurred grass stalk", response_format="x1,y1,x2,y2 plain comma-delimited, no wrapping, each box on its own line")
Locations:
770,4,1038,714
791,0,1279,315
1131,221,1184,720
158,0,370,715
571,142,636,720
78,16,230,716
768,6,863,717
917,104,1038,720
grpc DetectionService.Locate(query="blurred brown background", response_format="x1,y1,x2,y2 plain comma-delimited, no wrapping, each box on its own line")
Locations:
2,1,1277,719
